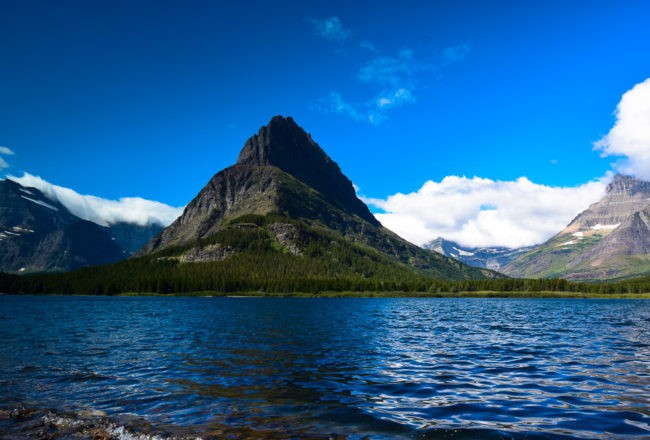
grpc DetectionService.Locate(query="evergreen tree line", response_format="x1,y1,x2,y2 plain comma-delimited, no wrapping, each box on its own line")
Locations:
1,214,650,296
2,261,650,296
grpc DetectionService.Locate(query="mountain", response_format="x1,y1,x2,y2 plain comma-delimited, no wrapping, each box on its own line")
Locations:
139,115,497,284
503,174,650,280
425,237,533,271
0,179,128,272
106,222,164,254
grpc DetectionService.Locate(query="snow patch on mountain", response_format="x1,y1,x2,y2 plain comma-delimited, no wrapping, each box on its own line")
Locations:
591,223,620,230
21,195,59,211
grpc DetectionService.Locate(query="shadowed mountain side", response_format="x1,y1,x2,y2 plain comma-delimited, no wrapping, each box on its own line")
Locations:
0,179,127,272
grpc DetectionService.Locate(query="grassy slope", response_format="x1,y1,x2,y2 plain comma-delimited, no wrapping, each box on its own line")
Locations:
505,231,650,281
503,234,604,278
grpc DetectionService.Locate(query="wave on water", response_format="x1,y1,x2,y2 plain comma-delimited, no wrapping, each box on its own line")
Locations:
1,297,649,439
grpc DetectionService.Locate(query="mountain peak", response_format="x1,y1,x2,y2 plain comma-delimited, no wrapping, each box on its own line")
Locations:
606,174,650,196
236,116,378,225
237,115,324,167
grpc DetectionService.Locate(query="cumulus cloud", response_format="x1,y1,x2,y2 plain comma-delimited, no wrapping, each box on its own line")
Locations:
9,172,184,227
594,77,650,180
0,146,14,170
365,176,607,248
309,16,350,42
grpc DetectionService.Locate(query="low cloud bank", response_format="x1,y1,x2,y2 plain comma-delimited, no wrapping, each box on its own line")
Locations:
9,173,184,227
365,176,607,248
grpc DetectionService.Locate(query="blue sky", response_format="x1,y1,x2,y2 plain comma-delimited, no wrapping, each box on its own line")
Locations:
2,0,650,247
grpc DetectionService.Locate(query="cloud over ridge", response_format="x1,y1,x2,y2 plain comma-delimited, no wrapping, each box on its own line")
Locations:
9,173,183,227
365,176,607,248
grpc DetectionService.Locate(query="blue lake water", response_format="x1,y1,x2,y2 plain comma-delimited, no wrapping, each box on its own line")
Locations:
0,295,649,439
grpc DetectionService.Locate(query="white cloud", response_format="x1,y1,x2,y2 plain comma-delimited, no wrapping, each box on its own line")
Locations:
320,49,421,124
319,91,387,125
595,77,650,180
358,49,417,88
320,39,471,124
376,88,414,109
309,17,350,42
8,172,183,227
0,146,14,170
365,176,607,248
321,91,363,120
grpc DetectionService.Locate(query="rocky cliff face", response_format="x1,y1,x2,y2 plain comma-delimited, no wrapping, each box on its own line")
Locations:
503,174,650,280
142,165,285,252
237,116,378,225
0,179,128,272
141,116,497,280
562,174,650,233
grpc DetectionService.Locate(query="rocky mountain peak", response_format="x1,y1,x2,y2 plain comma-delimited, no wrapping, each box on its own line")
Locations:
606,174,650,196
237,116,315,166
236,115,378,225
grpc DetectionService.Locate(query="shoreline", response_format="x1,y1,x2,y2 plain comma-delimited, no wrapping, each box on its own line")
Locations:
2,291,649,299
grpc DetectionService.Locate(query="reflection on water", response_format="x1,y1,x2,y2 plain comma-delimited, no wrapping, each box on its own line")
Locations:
0,296,649,439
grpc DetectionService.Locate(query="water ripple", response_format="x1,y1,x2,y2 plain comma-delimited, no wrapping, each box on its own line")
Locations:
1,296,649,439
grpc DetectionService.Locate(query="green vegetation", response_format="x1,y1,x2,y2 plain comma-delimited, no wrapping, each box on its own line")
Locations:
1,214,650,297
505,234,603,278
3,263,650,297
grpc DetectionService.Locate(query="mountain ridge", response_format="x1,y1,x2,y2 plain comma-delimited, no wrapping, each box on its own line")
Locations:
503,174,650,280
425,237,533,271
0,179,128,272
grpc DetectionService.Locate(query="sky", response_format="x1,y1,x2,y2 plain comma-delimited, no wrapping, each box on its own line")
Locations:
1,0,650,247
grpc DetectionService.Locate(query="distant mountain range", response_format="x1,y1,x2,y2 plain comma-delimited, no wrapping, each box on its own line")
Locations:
425,237,533,271
0,179,163,273
502,174,650,280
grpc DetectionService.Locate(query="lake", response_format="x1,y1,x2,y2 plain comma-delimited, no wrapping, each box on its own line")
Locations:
0,296,648,439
